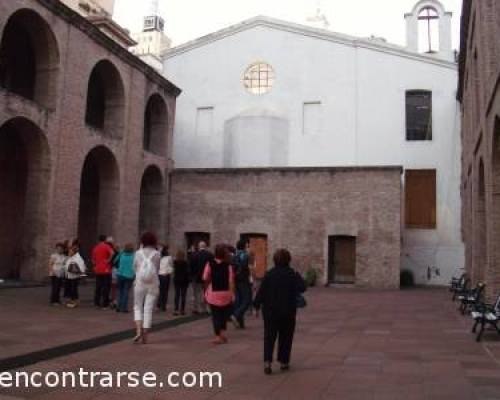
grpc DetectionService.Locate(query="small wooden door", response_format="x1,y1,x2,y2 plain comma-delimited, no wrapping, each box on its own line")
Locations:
328,236,356,284
241,234,268,279
185,232,210,250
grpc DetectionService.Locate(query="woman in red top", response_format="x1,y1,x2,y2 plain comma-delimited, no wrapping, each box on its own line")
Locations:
203,244,235,344
92,235,114,309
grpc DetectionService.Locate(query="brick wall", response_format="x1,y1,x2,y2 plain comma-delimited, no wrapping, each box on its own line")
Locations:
458,0,500,299
169,167,402,289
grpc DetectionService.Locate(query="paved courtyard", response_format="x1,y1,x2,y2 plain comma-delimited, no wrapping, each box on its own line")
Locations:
1,287,500,399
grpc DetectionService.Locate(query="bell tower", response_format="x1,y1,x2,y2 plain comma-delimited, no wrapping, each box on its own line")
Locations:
130,0,172,71
404,0,454,62
143,0,165,33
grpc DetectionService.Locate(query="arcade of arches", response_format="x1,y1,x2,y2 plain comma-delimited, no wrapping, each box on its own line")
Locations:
0,2,178,280
458,0,500,300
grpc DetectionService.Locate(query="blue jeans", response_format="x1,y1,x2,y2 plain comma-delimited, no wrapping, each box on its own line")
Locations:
117,276,134,312
233,283,252,326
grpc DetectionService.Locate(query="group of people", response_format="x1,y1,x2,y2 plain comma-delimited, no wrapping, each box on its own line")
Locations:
48,239,86,308
48,235,190,315
48,233,307,374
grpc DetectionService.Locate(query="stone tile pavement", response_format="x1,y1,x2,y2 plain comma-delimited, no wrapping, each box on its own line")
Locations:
0,282,176,360
1,286,500,399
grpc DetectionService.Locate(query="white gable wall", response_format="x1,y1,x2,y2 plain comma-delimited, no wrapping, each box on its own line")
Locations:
163,23,463,285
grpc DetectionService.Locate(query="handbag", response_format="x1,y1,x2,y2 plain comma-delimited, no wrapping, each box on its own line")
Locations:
67,262,82,275
295,269,307,308
296,293,307,308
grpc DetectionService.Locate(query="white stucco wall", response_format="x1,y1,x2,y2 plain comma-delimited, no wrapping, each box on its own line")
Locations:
163,21,464,285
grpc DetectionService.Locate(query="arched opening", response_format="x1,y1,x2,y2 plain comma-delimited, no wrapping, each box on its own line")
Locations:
143,94,168,155
474,159,487,284
139,165,165,237
491,117,500,291
78,146,120,260
0,9,60,109
418,6,440,53
85,60,125,139
0,117,51,280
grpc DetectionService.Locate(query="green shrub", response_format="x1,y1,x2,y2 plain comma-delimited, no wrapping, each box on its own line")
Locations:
304,267,318,287
400,269,415,288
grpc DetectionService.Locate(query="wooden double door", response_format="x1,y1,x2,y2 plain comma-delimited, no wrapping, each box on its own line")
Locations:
328,236,356,284
240,234,268,279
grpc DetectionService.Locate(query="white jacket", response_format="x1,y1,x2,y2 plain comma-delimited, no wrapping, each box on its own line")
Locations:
134,248,160,290
159,255,173,276
65,253,86,280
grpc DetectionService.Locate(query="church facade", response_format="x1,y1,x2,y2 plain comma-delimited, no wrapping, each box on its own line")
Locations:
163,0,464,286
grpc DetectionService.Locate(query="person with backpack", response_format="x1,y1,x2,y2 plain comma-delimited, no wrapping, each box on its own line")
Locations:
254,249,306,375
230,239,253,329
203,244,235,345
116,243,135,313
133,232,161,344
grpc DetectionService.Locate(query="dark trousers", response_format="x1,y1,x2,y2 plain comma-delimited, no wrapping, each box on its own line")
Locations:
233,282,252,326
50,276,63,304
174,283,188,312
63,278,70,298
66,279,80,301
264,315,296,364
157,275,171,311
117,276,134,312
94,274,111,307
210,304,232,335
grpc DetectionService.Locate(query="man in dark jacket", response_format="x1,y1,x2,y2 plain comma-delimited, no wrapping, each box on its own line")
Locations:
231,239,252,328
254,248,306,375
189,241,213,314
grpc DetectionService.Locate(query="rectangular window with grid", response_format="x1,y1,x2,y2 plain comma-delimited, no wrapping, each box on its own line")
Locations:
406,90,432,141
405,169,437,229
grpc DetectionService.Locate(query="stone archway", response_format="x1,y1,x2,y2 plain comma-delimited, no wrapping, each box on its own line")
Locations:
0,117,51,280
139,165,165,237
85,60,125,139
143,94,168,155
78,146,120,259
0,8,60,109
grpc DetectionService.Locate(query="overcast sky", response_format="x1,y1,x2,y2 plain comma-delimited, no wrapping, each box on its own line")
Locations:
113,0,462,49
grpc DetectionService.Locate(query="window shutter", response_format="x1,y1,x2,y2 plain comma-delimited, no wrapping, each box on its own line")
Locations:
405,169,436,229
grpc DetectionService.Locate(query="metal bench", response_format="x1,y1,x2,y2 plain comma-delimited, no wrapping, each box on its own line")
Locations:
471,294,500,342
450,273,468,301
458,282,485,315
